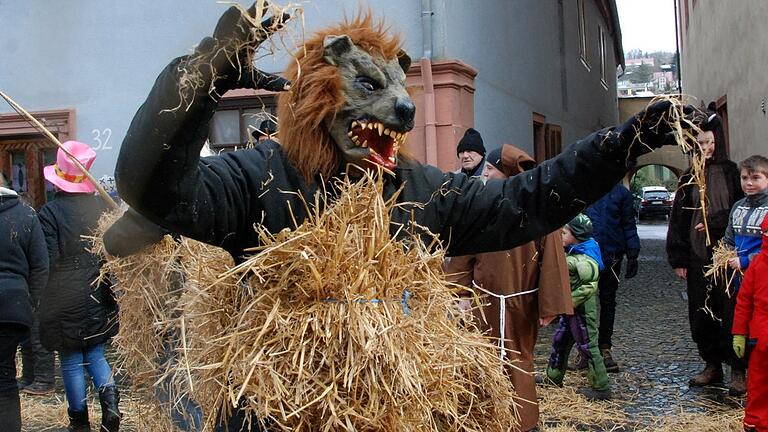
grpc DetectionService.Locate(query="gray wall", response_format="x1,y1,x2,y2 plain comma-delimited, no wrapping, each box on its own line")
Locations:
1,0,619,176
434,0,619,152
679,0,768,162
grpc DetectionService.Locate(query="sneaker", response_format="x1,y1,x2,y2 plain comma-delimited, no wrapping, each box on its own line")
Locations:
21,381,55,395
567,353,588,371
729,369,747,397
601,348,620,373
688,363,724,387
577,387,612,401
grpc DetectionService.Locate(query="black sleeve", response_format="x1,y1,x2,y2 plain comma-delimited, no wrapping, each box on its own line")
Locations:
25,214,49,307
103,208,170,258
436,130,627,256
620,187,640,253
667,173,693,268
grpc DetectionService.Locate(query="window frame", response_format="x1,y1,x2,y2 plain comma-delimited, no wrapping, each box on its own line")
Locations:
577,0,590,70
208,92,278,153
598,25,608,89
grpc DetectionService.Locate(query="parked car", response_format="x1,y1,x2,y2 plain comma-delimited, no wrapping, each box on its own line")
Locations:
635,186,673,220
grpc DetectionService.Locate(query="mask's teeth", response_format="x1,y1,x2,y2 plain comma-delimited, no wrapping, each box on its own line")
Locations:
377,123,384,136
351,121,358,129
388,156,396,163
361,140,368,148
347,131,353,137
367,123,374,130
384,127,391,137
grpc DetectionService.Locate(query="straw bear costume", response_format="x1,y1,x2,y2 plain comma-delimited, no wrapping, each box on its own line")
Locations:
112,4,691,429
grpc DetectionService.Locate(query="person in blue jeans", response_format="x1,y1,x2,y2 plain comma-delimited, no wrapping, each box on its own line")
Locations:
37,141,121,432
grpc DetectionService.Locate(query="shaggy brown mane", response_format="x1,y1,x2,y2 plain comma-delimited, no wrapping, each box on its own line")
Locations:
277,10,406,181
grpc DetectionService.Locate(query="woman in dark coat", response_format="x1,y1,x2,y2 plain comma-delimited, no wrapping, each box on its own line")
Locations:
667,113,744,393
37,141,121,432
0,174,49,432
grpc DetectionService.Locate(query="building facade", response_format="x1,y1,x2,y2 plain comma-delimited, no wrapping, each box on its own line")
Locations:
1,0,622,208
677,0,768,162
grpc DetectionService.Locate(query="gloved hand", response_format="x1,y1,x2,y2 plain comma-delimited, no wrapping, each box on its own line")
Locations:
613,100,698,161
624,249,639,279
733,335,746,358
196,2,291,91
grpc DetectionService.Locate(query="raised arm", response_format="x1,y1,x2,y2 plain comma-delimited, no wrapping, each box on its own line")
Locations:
433,101,691,257
115,5,289,249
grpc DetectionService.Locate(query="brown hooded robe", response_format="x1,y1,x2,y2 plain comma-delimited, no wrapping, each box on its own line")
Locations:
444,145,572,431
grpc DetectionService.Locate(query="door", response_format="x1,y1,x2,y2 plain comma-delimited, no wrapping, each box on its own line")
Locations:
0,137,57,209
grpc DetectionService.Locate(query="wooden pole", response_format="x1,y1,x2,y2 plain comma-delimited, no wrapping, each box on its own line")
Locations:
0,89,118,209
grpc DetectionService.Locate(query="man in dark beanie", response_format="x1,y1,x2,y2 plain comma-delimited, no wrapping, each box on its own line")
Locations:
456,128,486,177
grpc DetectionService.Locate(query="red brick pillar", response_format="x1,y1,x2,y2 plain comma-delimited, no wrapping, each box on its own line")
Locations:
406,60,478,172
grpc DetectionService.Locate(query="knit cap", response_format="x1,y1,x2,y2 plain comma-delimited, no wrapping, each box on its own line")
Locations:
456,128,486,156
566,213,593,242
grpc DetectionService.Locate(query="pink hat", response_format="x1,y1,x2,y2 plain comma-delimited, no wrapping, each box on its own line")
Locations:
43,141,97,193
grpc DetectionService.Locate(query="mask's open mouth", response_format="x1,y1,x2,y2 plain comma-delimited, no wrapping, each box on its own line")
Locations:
347,119,408,171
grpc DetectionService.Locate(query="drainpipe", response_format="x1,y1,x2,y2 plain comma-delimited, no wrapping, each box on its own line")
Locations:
421,0,438,166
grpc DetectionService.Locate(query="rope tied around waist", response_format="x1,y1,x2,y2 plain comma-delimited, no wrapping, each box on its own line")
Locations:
472,280,539,361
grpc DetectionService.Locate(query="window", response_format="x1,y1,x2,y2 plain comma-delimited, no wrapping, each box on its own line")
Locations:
532,113,546,164
208,93,277,153
577,0,590,69
544,124,563,159
598,25,608,89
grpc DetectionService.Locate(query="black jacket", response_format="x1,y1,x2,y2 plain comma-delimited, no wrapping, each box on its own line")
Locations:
37,192,118,351
116,56,629,263
667,160,743,268
0,187,49,328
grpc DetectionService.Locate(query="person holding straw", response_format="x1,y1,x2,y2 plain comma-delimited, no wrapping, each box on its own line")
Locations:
667,113,743,390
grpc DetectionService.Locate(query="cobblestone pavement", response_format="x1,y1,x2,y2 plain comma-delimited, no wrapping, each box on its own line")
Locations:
534,221,744,424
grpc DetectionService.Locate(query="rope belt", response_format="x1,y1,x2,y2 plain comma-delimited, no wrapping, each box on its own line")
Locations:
471,280,539,361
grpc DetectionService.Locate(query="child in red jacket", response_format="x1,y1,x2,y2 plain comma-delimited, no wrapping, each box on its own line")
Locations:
733,213,768,432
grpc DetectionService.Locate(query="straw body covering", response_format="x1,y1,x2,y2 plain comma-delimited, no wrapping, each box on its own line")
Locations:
43,140,97,193
99,175,521,431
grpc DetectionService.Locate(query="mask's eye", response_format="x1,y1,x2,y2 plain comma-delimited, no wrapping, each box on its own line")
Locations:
355,76,380,92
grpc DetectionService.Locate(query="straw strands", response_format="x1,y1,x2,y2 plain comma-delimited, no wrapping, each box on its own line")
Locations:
705,240,741,297
642,95,711,245
99,173,522,431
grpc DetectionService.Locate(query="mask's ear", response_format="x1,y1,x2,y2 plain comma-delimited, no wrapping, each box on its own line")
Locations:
397,49,412,73
323,35,354,65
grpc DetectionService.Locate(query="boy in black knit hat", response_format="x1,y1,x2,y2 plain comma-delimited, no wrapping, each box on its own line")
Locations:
456,128,486,177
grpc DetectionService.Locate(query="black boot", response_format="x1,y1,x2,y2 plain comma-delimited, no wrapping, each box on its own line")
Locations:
0,393,22,432
99,386,121,432
67,408,91,432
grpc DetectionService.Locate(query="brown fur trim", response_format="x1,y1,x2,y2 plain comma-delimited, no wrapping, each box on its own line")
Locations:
277,10,406,181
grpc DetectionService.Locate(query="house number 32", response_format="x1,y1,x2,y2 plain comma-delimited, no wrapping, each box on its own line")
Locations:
92,128,112,150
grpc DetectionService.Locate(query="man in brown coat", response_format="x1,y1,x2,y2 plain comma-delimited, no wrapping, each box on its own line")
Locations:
445,144,573,432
